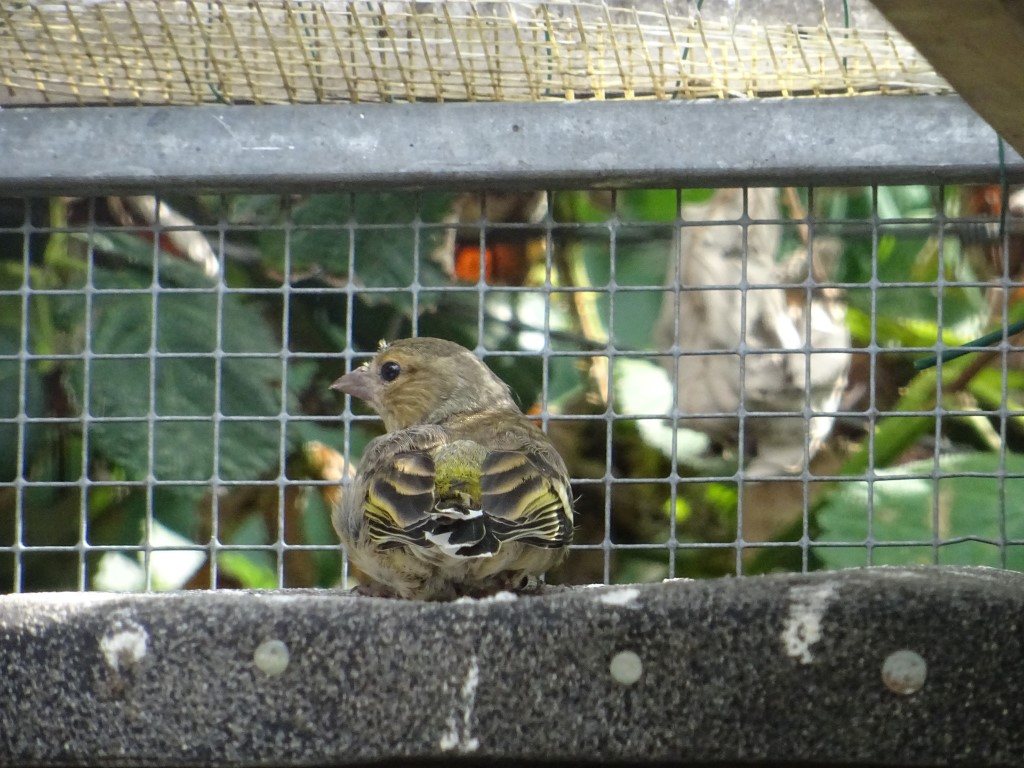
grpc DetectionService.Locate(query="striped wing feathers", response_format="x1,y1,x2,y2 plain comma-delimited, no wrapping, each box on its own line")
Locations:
481,449,573,548
359,438,571,557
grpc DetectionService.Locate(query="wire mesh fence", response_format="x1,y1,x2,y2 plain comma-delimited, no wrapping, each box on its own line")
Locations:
0,1,947,106
2,182,1022,593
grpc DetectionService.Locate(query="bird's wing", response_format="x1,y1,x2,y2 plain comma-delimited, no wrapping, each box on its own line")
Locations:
479,443,574,549
354,426,447,547
354,419,572,556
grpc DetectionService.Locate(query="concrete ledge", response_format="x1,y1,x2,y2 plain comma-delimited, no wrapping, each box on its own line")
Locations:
1,567,1022,766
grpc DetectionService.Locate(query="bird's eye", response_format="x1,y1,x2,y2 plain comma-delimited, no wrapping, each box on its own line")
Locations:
380,361,401,382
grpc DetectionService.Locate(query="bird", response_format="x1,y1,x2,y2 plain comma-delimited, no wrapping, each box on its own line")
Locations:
330,337,574,600
654,187,850,475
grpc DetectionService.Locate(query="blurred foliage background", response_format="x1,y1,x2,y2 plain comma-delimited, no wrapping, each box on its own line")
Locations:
2,183,1023,593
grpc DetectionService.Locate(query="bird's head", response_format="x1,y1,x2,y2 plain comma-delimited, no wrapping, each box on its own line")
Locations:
331,337,517,431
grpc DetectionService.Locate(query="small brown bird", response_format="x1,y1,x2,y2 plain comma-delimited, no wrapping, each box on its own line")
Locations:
331,337,574,600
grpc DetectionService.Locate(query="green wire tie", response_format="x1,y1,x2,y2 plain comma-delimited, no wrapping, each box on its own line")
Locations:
915,319,1024,370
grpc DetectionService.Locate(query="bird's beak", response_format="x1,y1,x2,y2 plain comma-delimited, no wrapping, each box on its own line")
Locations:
330,366,375,402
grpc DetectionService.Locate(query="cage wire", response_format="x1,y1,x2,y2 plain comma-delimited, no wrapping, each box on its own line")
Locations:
2,182,1023,593
0,0,1020,594
0,0,949,106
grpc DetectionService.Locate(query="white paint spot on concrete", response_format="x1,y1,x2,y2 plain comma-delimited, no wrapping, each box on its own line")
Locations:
875,569,928,579
598,587,640,607
781,582,838,664
475,593,520,606
882,649,927,695
938,566,1003,582
484,591,518,603
100,617,149,672
453,591,518,605
610,650,643,685
439,655,480,753
253,639,290,676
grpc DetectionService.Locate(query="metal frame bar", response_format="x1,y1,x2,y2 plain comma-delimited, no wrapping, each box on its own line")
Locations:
873,0,1024,158
2,95,1022,195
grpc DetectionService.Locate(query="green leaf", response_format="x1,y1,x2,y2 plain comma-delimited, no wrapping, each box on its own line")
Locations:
73,267,285,501
248,193,454,308
79,230,160,271
838,359,975,477
839,348,1024,479
968,368,1024,436
816,452,1024,570
228,194,288,226
300,491,343,587
219,514,278,588
218,551,278,589
0,333,43,481
832,186,987,339
577,237,668,350
616,190,680,222
845,307,975,349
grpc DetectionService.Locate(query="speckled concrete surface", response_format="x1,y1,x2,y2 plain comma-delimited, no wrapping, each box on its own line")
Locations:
1,567,1022,766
